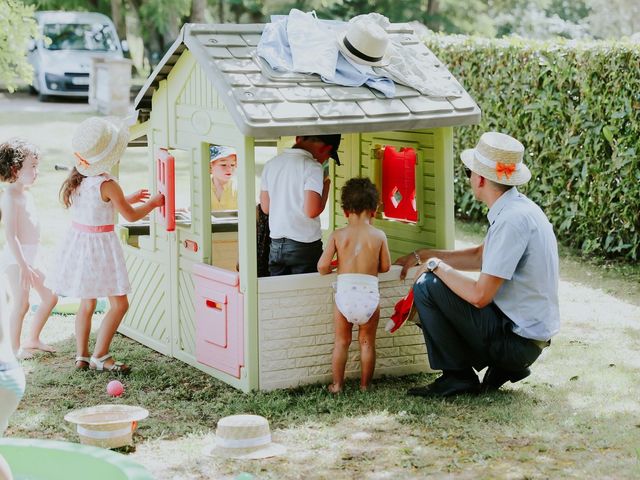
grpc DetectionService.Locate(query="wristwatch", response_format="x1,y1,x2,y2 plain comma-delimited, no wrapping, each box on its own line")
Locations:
426,258,441,272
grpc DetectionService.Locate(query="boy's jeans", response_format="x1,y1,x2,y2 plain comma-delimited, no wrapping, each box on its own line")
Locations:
268,238,323,276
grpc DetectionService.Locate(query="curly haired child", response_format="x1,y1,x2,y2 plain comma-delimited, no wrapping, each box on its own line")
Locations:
0,139,58,358
317,177,391,393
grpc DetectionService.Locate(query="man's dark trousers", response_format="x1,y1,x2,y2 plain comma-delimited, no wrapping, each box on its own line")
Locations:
413,273,543,372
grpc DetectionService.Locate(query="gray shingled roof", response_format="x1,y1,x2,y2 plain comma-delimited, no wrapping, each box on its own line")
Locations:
134,23,480,138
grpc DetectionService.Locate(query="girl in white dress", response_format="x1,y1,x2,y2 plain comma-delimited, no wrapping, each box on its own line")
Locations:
46,117,164,373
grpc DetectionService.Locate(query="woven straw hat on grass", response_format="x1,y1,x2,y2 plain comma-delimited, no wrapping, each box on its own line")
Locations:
64,404,148,449
204,414,286,459
460,131,531,186
72,116,129,177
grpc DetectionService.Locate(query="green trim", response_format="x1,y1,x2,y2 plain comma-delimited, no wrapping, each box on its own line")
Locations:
433,127,455,249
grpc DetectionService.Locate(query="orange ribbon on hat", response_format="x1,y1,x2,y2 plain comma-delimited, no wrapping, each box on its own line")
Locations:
74,152,90,169
495,162,516,180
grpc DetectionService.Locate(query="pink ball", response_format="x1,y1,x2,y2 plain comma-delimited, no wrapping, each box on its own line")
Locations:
106,380,124,397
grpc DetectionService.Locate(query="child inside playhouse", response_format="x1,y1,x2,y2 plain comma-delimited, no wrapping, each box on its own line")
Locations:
318,177,391,393
0,139,58,359
209,145,238,212
46,117,164,373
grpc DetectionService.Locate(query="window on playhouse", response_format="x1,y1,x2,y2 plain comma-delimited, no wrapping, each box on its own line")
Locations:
171,148,191,222
374,144,418,224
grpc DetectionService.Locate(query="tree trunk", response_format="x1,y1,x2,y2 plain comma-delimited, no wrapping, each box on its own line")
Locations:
427,0,439,16
111,0,126,40
190,0,207,23
218,0,225,22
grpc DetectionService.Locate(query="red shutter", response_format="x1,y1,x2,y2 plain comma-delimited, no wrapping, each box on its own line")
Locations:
381,146,417,222
156,148,175,232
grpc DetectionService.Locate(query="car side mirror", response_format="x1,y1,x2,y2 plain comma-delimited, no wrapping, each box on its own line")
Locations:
27,39,36,51
120,39,129,53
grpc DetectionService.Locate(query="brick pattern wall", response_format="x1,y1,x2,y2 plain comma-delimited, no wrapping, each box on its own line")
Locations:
258,268,434,390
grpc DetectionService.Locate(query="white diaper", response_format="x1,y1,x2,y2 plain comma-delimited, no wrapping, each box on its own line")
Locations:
0,244,38,271
334,273,380,325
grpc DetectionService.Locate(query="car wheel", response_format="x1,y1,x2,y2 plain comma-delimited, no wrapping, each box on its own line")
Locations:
28,84,37,95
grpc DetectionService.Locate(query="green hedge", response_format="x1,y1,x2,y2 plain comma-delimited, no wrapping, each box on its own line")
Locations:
426,35,640,261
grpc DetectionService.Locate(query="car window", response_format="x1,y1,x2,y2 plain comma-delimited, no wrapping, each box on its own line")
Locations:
43,22,118,51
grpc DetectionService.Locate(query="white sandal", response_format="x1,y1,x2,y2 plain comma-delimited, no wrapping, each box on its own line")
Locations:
75,356,91,370
89,354,131,374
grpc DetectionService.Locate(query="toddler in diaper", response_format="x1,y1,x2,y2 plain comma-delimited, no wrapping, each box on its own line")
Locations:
318,177,390,393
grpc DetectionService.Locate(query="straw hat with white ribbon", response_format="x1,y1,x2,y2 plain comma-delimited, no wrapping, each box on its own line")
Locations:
204,414,286,459
460,132,531,186
72,116,129,177
64,404,148,449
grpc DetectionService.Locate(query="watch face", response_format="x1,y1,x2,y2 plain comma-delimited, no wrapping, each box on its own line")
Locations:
427,259,438,271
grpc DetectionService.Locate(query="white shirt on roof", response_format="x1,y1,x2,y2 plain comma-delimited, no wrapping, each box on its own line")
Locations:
482,187,560,341
260,148,324,243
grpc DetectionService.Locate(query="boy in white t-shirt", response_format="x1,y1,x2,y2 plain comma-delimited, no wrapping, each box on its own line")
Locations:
260,135,341,275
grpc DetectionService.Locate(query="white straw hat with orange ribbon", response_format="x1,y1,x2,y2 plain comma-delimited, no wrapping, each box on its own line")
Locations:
64,404,148,449
72,116,129,177
204,414,286,459
460,132,531,186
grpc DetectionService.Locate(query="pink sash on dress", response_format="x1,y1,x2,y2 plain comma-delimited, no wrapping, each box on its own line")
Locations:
72,222,115,233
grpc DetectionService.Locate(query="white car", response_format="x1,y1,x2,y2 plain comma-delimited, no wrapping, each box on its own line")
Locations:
28,11,124,101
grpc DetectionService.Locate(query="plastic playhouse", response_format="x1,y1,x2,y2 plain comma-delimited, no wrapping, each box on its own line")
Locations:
117,21,480,391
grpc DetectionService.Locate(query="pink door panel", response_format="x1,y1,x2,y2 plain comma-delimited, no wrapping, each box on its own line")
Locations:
193,264,244,378
194,286,228,347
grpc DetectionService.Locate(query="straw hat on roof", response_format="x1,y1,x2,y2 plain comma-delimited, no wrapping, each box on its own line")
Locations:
337,20,391,67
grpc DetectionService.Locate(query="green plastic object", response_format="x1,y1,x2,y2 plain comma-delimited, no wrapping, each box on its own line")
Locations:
0,438,153,480
31,298,108,316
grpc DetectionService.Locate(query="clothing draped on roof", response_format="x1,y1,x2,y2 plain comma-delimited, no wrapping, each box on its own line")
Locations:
257,10,395,98
257,9,463,98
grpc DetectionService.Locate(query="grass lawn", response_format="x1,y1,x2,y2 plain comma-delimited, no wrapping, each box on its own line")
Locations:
2,107,640,479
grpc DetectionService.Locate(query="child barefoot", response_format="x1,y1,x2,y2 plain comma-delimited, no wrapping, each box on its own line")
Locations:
317,177,391,393
0,139,58,358
45,117,164,373
0,278,25,436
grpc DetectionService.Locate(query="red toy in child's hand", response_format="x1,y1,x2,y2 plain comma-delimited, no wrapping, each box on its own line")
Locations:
330,259,338,270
